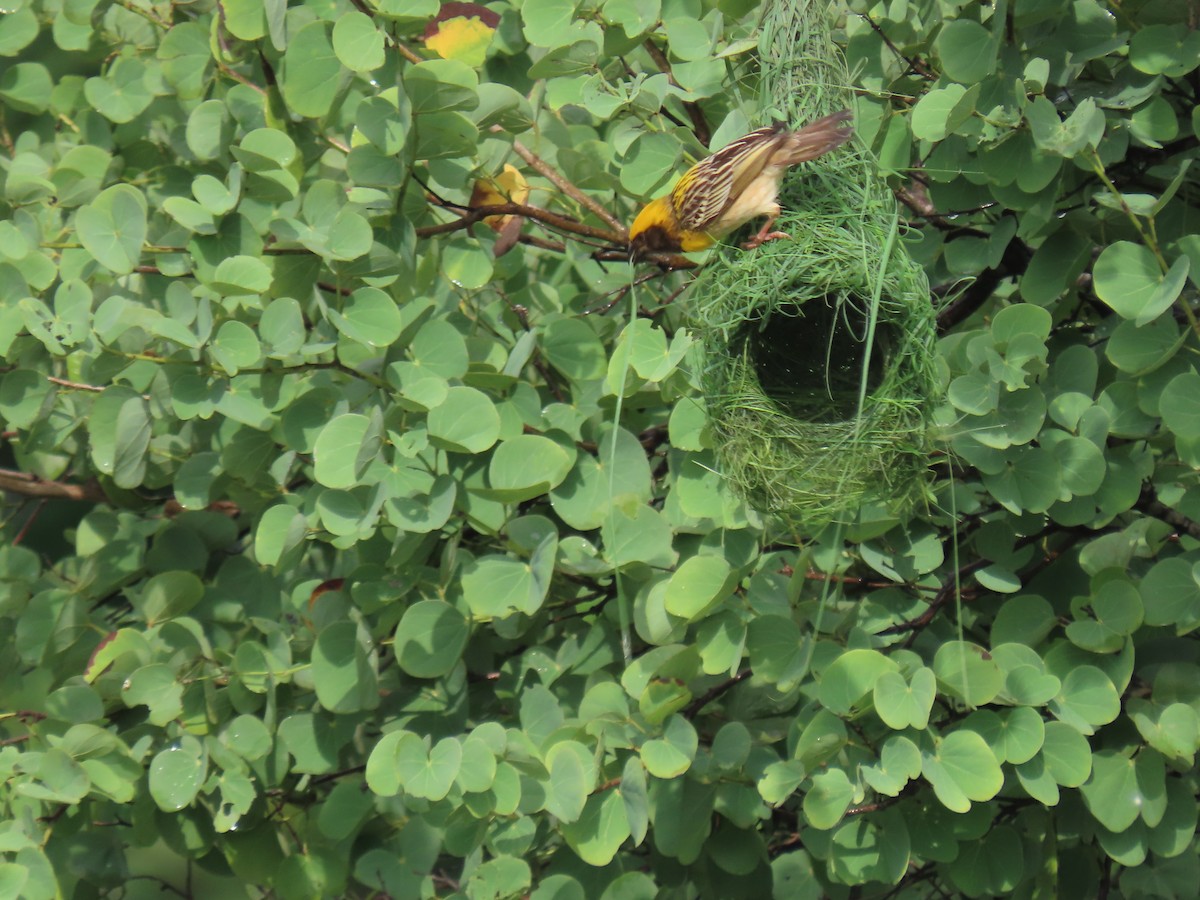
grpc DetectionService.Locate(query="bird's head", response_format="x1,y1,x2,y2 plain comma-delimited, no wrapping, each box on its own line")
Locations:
628,196,682,259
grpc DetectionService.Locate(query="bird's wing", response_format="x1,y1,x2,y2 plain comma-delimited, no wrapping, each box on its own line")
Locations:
671,127,785,233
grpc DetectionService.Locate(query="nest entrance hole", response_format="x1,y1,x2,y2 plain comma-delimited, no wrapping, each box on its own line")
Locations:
744,296,895,422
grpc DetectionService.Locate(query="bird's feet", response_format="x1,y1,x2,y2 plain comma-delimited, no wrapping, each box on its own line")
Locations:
741,230,791,250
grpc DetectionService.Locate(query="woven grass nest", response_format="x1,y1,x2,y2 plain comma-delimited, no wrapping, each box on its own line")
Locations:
688,7,941,528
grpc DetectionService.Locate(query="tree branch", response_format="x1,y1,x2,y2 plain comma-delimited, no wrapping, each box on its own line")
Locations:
509,136,627,234
1138,483,1200,540
0,469,106,503
415,201,624,245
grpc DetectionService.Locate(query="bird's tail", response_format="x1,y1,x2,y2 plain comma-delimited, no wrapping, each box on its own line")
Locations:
782,110,854,164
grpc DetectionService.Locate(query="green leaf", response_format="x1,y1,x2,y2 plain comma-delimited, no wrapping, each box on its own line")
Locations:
561,789,631,867
541,318,606,381
255,504,307,566
282,21,344,118
1130,701,1199,764
611,760,646,851
601,502,676,569
404,59,479,114
223,715,273,761
76,184,147,274
0,368,51,428
148,739,208,812
618,132,681,197
84,57,154,123
210,320,262,374
873,667,935,730
365,730,407,797
312,621,379,714
818,649,899,717
1080,751,1147,833
89,385,151,488
329,287,402,348
1027,96,1105,157
332,11,385,72
1094,242,1187,324
827,808,910,885
640,714,698,778
1106,316,1183,375
20,747,89,806
746,614,805,686
529,38,601,79
313,412,382,489
0,62,52,114
551,428,652,530
1159,371,1200,441
921,730,1004,813
862,735,921,797
663,555,734,622
935,19,995,84
259,297,306,358
394,600,468,678
221,0,265,39
1129,24,1200,76
932,641,1004,706
406,735,464,801
457,734,498,793
1050,665,1121,734
522,0,578,46
441,242,494,290
544,741,588,823
0,7,38,56
211,256,273,296
911,83,970,142
138,571,205,624
461,556,546,617
803,768,853,829
156,21,212,101
970,707,1045,764
233,128,297,173
122,663,184,726
427,386,501,453
487,434,574,501
1139,557,1200,632
467,856,531,900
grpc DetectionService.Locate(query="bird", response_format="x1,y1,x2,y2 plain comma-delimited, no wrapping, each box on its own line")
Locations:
628,110,854,256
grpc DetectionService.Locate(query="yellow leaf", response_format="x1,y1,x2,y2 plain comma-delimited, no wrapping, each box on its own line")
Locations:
469,165,530,254
425,16,495,67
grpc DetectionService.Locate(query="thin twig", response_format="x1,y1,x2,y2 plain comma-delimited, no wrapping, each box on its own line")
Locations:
684,670,750,719
583,270,671,315
859,14,935,79
114,0,170,29
641,40,712,145
11,499,46,547
415,201,624,245
47,376,104,393
509,136,627,234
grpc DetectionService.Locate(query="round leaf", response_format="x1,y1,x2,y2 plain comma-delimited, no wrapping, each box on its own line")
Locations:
394,600,469,678
76,184,147,275
148,743,207,812
427,386,501,453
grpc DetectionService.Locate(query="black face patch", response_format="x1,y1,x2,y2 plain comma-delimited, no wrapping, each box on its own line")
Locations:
630,224,682,257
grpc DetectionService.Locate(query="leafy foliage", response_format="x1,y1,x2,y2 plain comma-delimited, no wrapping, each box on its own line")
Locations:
1,0,1199,897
